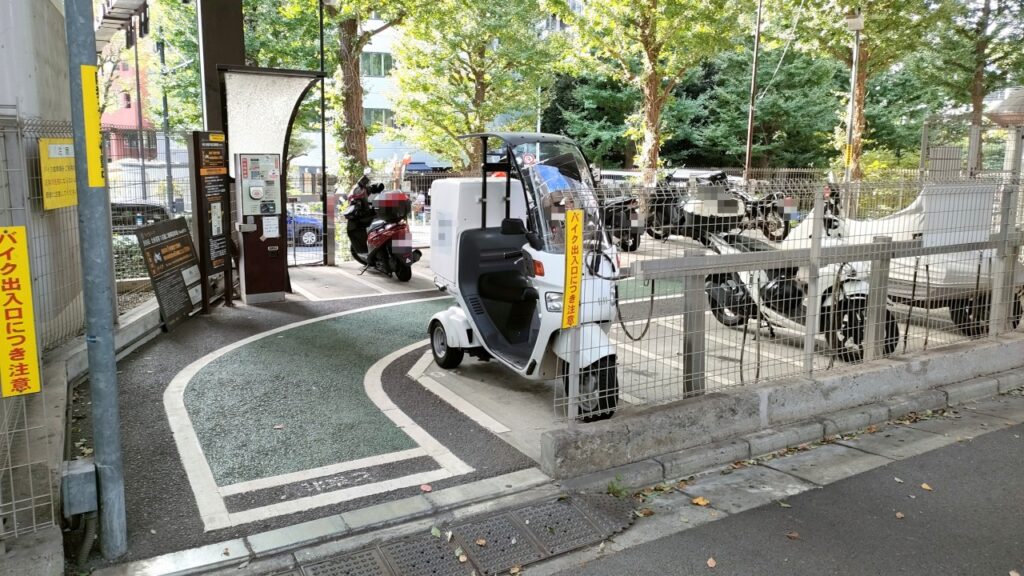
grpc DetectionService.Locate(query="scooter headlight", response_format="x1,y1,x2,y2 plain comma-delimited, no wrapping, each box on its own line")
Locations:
545,292,563,312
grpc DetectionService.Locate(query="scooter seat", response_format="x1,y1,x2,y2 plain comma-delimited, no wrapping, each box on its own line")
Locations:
479,271,539,303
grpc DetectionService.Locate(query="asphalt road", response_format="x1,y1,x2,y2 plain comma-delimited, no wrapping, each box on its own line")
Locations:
73,291,533,569
555,422,1024,576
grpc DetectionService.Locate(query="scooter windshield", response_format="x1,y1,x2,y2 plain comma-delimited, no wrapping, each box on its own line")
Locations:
512,142,603,254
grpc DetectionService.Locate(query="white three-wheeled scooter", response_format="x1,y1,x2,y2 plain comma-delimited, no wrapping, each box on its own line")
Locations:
427,133,620,421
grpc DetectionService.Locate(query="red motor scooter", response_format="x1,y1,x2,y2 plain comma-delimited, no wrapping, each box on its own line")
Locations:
343,174,422,282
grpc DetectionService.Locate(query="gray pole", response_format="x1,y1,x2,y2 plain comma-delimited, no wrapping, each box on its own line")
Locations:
64,0,128,559
743,0,764,183
320,1,331,266
133,29,149,201
159,31,175,213
844,29,860,185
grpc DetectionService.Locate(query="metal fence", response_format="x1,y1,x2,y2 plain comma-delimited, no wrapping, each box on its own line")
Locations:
557,171,1023,420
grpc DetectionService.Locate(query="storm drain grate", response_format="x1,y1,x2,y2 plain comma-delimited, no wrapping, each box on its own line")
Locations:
512,499,601,555
302,549,390,576
452,514,543,575
380,533,470,576
295,494,634,576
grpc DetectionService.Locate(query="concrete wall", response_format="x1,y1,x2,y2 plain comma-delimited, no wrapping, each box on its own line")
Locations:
0,0,72,120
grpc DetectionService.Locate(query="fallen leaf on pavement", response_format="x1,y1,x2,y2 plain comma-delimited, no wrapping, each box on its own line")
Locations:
707,557,717,568
635,508,655,517
222,548,230,556
692,496,710,507
273,424,284,430
445,530,453,542
430,526,441,538
458,554,468,563
894,477,904,483
921,483,933,491
676,481,688,491
420,484,433,492
1009,570,1020,576
785,531,800,540
476,538,487,547
865,425,879,433
895,512,905,519
510,565,522,574
454,547,464,558
778,501,792,508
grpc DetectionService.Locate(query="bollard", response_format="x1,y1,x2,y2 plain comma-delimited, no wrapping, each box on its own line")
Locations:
864,236,893,361
682,251,706,396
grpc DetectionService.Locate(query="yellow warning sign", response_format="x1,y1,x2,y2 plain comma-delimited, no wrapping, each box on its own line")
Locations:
561,209,584,329
80,64,105,187
0,227,40,397
39,138,78,210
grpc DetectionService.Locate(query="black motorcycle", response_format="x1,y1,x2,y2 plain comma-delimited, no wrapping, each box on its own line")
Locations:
600,193,642,251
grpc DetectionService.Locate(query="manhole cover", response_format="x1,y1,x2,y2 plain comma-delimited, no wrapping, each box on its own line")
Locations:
513,499,601,555
453,514,542,576
380,534,471,576
302,549,389,576
573,493,635,537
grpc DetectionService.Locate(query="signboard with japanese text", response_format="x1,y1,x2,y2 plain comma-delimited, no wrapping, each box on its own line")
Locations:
136,218,203,330
190,131,231,311
0,227,40,397
80,64,105,187
561,209,584,329
39,138,78,210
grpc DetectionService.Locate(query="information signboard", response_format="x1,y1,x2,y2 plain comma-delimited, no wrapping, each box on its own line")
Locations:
190,131,232,311
39,138,78,210
0,227,40,397
136,218,202,329
561,209,584,329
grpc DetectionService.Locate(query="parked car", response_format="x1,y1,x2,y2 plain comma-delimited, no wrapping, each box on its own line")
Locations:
287,208,323,247
110,200,173,235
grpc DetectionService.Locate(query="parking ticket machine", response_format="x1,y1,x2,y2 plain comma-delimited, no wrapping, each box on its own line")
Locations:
235,153,287,303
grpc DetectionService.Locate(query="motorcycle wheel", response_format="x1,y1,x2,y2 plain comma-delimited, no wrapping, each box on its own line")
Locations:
349,245,367,265
761,211,790,242
619,232,641,252
646,212,671,240
562,356,617,422
395,263,412,282
825,296,899,362
705,275,750,327
950,293,1023,337
430,321,464,369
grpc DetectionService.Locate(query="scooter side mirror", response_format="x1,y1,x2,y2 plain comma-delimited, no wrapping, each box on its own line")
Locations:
501,218,527,235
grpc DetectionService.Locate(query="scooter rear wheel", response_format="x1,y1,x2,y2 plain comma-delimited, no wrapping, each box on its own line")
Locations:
563,357,617,422
430,321,463,369
395,263,412,282
350,245,367,265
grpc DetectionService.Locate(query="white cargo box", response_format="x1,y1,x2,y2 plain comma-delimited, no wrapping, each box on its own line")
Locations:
429,177,527,290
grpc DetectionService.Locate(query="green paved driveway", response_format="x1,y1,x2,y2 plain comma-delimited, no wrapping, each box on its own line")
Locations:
183,298,452,486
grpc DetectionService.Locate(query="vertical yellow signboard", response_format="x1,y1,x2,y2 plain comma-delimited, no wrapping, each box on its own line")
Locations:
561,209,584,329
0,227,40,397
80,64,105,187
39,138,78,209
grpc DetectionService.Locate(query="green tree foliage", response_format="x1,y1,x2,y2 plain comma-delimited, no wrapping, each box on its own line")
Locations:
864,57,949,162
786,0,944,179
552,0,740,185
541,74,638,167
389,0,561,168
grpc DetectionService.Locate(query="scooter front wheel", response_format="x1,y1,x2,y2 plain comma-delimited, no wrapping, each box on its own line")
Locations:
563,356,617,422
430,321,463,369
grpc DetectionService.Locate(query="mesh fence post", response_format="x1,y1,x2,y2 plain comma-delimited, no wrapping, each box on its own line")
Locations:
864,236,893,362
804,186,825,374
682,252,706,396
990,128,1022,336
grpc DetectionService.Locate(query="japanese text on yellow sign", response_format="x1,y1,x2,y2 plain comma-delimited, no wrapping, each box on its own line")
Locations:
561,209,584,329
0,227,40,397
80,64,105,187
39,138,78,210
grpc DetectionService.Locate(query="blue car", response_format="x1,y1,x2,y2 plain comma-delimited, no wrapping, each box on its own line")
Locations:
287,210,324,247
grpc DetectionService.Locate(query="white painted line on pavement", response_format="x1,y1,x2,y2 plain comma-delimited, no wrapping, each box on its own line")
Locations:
291,281,323,302
218,448,428,497
164,296,456,531
417,373,512,434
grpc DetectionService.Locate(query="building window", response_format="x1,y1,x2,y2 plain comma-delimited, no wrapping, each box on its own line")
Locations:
121,92,132,109
363,108,395,129
360,52,393,77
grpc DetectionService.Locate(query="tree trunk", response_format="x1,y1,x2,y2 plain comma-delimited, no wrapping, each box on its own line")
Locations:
639,73,662,188
337,18,368,176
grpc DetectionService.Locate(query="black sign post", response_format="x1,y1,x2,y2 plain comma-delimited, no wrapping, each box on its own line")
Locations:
190,130,232,312
136,218,203,330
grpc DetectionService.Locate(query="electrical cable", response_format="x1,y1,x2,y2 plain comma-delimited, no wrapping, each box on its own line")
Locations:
756,0,806,102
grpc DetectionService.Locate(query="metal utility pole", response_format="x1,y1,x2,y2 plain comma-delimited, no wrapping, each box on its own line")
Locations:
743,0,764,183
844,10,863,185
157,30,175,213
132,25,149,200
319,1,332,265
64,0,127,559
